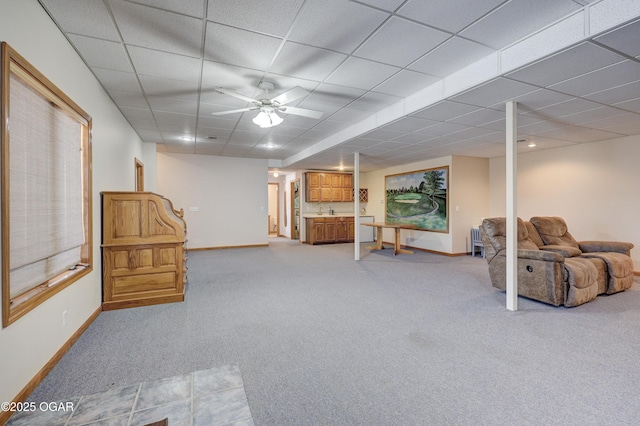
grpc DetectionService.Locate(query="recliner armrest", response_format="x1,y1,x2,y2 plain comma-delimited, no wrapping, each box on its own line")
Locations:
578,241,634,255
540,245,582,257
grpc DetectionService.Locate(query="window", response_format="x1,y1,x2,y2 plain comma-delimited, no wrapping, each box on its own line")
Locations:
1,42,92,327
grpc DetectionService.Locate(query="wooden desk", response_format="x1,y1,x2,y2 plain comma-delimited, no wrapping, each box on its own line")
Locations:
362,222,418,255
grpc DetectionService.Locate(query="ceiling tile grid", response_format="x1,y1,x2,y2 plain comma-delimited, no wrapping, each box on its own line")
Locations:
36,0,640,172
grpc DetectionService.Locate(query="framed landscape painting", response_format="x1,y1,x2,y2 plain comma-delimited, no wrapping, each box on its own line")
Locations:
385,166,449,233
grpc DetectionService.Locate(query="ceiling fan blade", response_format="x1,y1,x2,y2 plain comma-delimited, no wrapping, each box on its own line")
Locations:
278,106,324,119
211,107,258,116
270,86,309,105
213,87,258,104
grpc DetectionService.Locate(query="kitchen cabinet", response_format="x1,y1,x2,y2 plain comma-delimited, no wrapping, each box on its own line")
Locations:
305,172,354,202
305,216,355,244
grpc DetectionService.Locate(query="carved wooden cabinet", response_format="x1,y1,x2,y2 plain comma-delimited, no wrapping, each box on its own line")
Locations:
101,192,187,310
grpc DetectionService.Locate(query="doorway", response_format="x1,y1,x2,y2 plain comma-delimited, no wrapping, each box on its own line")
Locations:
291,180,300,240
268,183,279,237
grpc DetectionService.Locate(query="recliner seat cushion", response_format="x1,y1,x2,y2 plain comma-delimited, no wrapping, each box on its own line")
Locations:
580,252,634,294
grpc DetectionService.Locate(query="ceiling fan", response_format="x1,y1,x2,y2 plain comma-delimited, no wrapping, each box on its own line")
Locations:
211,81,323,128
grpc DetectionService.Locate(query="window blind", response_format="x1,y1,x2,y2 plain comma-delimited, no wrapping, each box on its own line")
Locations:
8,73,84,298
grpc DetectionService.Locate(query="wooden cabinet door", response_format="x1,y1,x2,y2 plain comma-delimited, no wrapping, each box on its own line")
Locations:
320,187,331,202
348,218,355,240
331,174,342,188
342,174,353,189
325,218,336,242
308,187,321,202
307,172,320,187
331,187,343,202
342,188,353,201
312,221,325,243
320,173,331,187
336,218,348,241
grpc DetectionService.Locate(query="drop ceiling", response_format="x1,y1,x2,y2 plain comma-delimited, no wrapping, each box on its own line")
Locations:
38,0,640,172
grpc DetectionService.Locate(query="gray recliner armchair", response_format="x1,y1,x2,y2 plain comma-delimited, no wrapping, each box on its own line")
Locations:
529,216,634,295
480,217,599,307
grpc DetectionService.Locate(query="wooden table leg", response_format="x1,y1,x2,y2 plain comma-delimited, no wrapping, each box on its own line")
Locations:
365,226,384,251
394,227,413,255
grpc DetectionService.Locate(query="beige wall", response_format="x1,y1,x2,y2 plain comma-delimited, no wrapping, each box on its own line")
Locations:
157,153,269,248
489,135,640,270
0,0,147,406
361,155,490,254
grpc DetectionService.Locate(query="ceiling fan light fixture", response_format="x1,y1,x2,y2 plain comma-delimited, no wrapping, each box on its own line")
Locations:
253,109,283,128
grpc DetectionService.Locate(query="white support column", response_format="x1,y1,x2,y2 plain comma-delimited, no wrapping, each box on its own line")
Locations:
506,101,518,311
354,152,361,261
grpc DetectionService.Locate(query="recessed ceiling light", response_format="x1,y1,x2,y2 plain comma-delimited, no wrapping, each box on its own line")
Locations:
179,136,194,141
206,136,218,140
527,142,537,148
264,143,277,149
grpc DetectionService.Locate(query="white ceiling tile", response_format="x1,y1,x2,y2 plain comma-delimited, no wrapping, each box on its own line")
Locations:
460,0,582,49
40,0,120,41
506,42,625,87
270,42,347,82
533,125,624,142
139,75,199,101
128,46,203,83
197,114,238,130
415,122,473,137
67,34,132,72
128,118,159,132
488,88,574,112
373,70,439,98
119,106,154,121
327,108,371,123
108,90,149,108
447,108,505,127
135,129,164,143
288,0,389,53
398,0,504,33
325,57,400,90
204,23,282,69
410,101,480,121
409,37,495,78
584,80,640,104
565,109,640,127
382,117,435,133
200,62,264,93
148,96,197,115
354,17,450,67
207,0,304,37
549,60,640,97
132,0,205,18
355,0,404,12
110,1,203,57
594,18,640,58
361,128,405,141
260,75,320,95
449,78,538,108
92,68,142,92
304,84,366,108
521,98,602,119
614,97,640,113
347,92,402,111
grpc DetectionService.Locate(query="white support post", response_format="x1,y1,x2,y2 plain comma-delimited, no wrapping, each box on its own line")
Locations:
354,152,361,261
506,101,518,311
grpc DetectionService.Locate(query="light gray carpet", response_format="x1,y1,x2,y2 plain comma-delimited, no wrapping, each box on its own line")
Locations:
29,239,640,425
